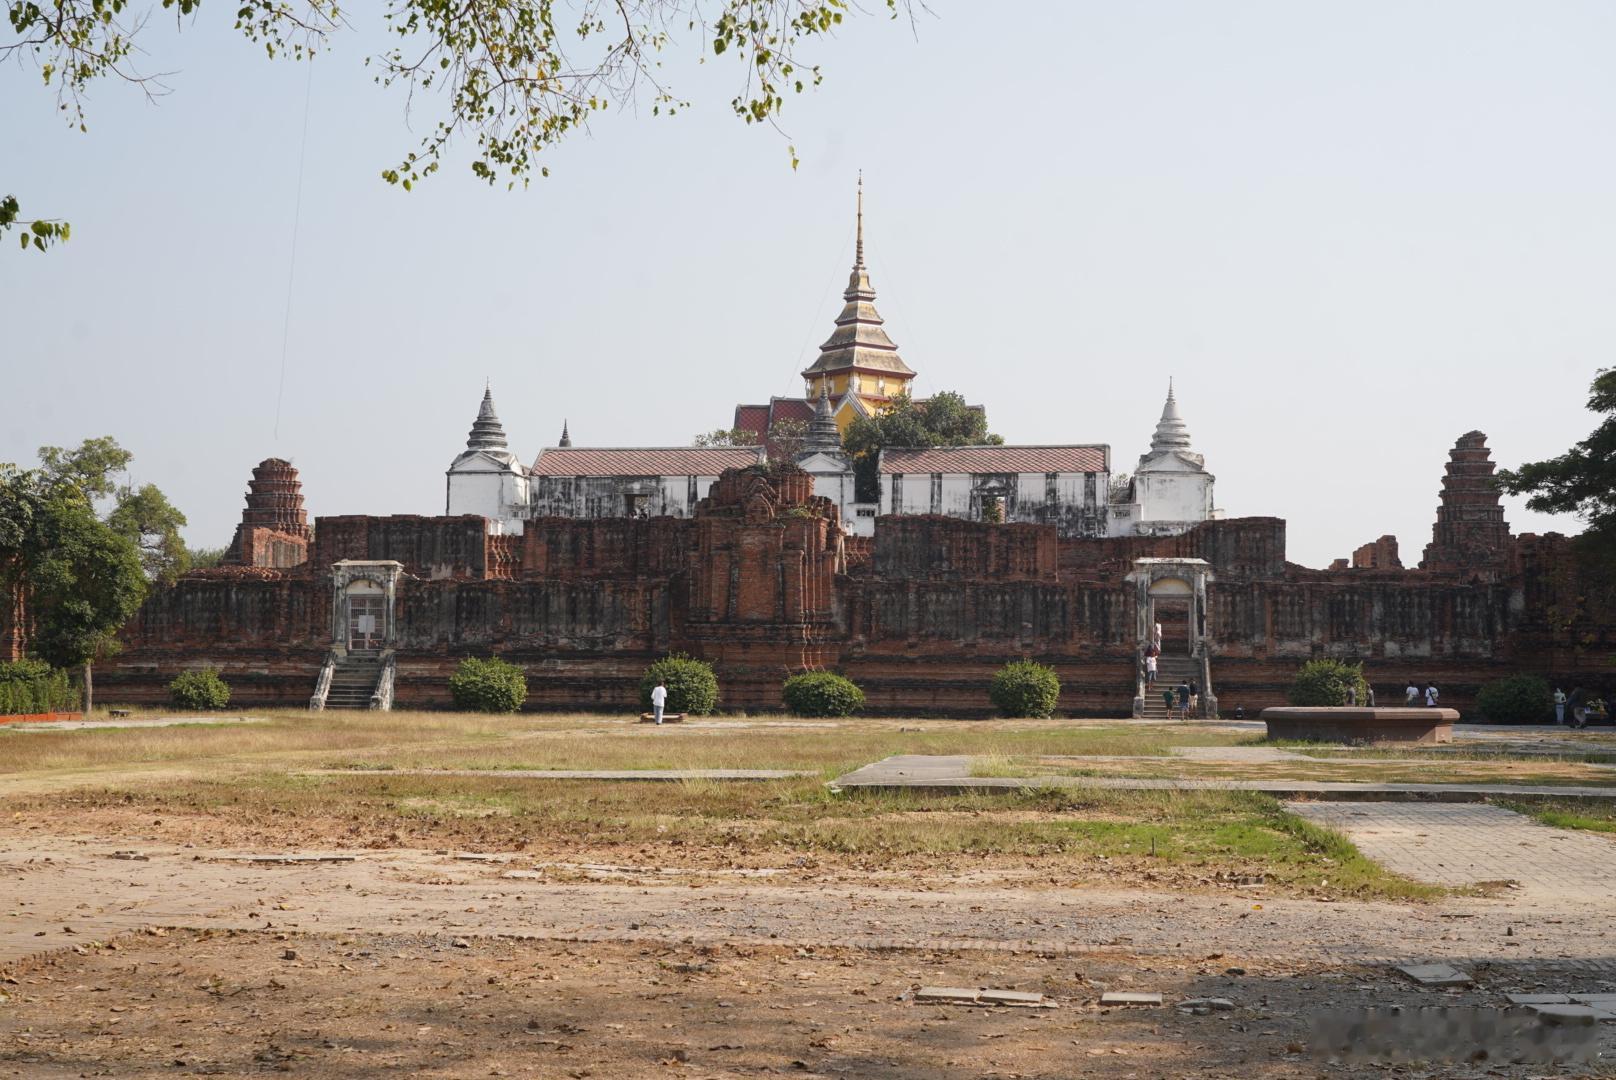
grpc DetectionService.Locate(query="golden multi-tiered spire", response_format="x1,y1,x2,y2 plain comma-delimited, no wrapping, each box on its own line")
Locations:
799,175,915,421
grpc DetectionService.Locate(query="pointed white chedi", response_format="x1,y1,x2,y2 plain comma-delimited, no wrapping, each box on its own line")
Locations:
445,385,531,533
1148,379,1198,458
1129,380,1215,532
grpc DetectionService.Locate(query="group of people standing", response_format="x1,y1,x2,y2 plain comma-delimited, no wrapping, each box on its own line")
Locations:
1142,622,1200,720
1403,682,1441,708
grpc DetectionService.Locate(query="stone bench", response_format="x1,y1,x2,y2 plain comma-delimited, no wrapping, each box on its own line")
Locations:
1260,706,1459,745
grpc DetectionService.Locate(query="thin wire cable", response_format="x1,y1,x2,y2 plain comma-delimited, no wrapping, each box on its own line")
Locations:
790,216,855,393
273,58,316,442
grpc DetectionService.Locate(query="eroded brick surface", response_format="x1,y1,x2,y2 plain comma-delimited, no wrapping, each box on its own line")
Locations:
85,439,1616,715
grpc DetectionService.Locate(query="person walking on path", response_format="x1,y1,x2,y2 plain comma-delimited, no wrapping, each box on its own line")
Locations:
1152,621,1163,650
651,679,668,725
1178,680,1193,721
1188,679,1200,716
1145,653,1158,687
1555,687,1567,725
1424,683,1440,708
1405,682,1420,706
1163,685,1176,717
1366,685,1376,707
1346,683,1358,707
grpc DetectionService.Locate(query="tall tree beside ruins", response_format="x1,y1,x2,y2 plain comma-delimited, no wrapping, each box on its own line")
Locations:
1498,369,1616,542
843,391,1003,502
0,438,188,712
3,0,905,249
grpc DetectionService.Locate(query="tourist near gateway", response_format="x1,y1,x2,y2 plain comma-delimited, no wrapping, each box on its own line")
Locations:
15,188,1598,721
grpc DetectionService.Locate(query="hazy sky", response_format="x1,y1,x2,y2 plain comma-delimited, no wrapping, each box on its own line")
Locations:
5,2,1612,567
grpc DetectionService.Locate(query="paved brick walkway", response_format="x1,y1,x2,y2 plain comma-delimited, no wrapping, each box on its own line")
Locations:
1285,801,1616,901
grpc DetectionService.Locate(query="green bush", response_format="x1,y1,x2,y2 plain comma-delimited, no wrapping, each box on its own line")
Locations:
169,667,231,711
1476,675,1551,724
1288,659,1369,707
0,659,78,715
448,657,528,713
640,654,718,715
989,659,1061,718
782,671,865,717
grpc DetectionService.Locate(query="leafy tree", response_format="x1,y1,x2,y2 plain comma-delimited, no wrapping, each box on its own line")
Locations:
32,438,189,581
640,653,718,715
989,659,1061,718
781,670,864,717
693,428,760,448
843,391,1002,502
765,418,809,462
187,546,228,570
1475,675,1550,725
23,495,147,714
107,483,190,583
37,437,133,499
1288,659,1369,707
5,0,904,249
2,194,69,252
1,437,184,712
170,667,231,710
1498,369,1616,540
448,656,529,712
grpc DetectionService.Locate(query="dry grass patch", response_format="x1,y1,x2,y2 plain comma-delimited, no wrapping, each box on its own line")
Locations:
0,773,1438,901
0,712,1251,783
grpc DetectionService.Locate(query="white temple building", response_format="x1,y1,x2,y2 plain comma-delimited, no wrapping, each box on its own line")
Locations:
1108,380,1218,536
443,380,1215,540
443,387,529,533
441,185,1215,539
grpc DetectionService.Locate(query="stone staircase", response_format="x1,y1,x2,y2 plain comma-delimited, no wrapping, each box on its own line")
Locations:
324,652,384,710
1138,654,1202,720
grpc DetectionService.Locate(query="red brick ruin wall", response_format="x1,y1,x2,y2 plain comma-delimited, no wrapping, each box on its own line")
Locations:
93,503,1606,716
84,437,1606,715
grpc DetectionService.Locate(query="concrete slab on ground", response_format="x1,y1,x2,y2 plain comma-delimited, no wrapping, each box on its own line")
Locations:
1286,802,1616,902
830,755,1616,801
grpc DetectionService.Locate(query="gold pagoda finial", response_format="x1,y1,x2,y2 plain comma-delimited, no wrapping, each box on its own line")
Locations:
854,171,864,269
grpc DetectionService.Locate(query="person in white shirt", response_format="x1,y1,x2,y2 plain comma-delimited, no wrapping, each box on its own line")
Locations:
1554,687,1567,725
1405,683,1419,706
650,680,668,725
1424,683,1439,708
1145,653,1158,687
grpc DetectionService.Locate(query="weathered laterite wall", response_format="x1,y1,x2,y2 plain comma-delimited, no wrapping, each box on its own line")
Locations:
94,453,1611,717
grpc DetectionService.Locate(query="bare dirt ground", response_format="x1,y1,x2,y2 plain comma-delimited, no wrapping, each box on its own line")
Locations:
14,929,1612,1080
4,829,1616,1077
6,716,1616,1076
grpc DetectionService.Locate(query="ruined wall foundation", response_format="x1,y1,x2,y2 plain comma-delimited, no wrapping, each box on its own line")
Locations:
90,439,1613,717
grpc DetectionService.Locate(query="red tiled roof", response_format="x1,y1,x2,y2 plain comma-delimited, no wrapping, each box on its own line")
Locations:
532,446,766,477
733,404,770,438
766,397,816,426
879,445,1109,475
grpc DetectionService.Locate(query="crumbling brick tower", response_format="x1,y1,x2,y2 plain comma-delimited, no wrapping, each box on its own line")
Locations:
1420,431,1511,577
222,458,312,568
682,465,845,685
